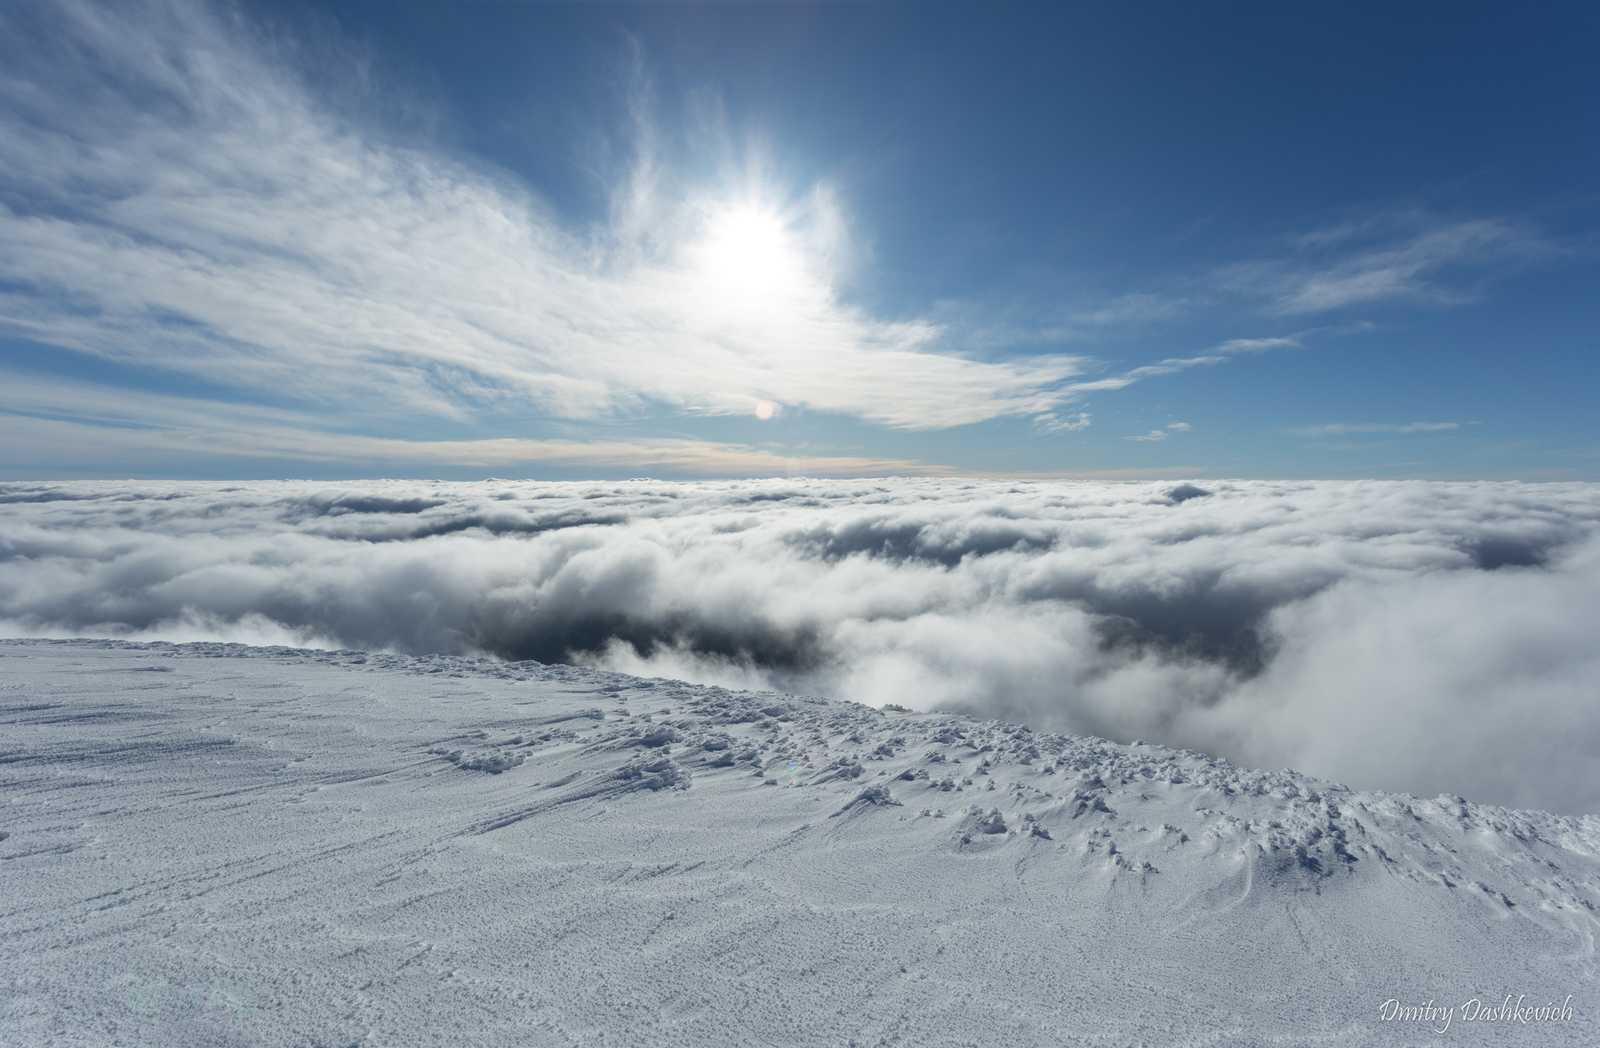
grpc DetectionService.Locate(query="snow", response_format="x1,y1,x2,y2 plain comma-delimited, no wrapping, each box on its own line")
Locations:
2,639,1594,1045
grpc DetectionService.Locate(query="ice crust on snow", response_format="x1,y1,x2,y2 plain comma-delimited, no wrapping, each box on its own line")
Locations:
1,638,1596,1046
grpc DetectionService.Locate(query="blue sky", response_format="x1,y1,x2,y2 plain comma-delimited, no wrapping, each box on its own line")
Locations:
1,0,1597,480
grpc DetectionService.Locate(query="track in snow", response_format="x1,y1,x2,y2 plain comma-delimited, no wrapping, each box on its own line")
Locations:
1,639,1594,1046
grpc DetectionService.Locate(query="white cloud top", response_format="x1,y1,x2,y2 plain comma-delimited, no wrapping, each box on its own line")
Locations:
3,477,1598,814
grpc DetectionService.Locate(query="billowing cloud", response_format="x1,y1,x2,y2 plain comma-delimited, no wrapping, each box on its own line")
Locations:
0,0,1086,434
3,478,1599,815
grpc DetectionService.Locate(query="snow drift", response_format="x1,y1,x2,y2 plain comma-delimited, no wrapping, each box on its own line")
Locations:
0,639,1593,1046
2,478,1599,813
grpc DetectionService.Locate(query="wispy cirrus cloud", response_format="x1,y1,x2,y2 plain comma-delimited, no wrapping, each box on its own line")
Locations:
1063,354,1227,394
0,0,1089,437
1065,291,1194,330
1031,411,1091,434
1038,208,1555,348
1020,335,1303,423
0,1,1565,481
1212,336,1300,353
1044,209,1561,361
1290,421,1461,438
0,411,947,478
0,370,949,476
0,0,1363,473
0,369,1199,479
1217,213,1556,316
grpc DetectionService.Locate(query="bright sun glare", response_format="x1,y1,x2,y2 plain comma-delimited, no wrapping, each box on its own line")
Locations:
700,206,796,297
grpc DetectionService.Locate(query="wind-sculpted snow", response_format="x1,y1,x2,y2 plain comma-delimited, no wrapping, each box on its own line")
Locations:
0,640,1594,1045
2,479,1599,813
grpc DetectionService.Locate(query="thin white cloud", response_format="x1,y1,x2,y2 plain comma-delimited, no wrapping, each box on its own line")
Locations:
1166,422,1191,431
1031,411,1091,434
0,0,1560,480
1291,422,1460,437
1066,292,1193,329
1125,430,1168,442
1217,213,1555,316
1033,208,1553,350
0,370,1204,479
1065,355,1226,394
0,370,953,475
1213,336,1299,353
0,0,1087,435
1031,335,1297,408
0,411,945,477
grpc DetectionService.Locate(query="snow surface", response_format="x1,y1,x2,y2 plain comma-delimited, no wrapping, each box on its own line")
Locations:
2,639,1595,1046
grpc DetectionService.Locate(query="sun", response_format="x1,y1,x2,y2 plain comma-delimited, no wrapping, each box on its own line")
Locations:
698,206,797,297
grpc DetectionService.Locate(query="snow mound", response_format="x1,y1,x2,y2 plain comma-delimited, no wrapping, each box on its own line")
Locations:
1,638,1595,1046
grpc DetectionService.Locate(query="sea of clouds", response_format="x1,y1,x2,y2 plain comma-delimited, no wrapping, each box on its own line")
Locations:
3,478,1598,814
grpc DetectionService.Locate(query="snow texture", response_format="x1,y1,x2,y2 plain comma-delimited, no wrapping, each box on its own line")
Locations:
1,639,1594,1046
4,478,1600,813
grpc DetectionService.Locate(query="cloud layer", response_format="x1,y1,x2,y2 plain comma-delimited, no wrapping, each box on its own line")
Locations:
3,478,1598,814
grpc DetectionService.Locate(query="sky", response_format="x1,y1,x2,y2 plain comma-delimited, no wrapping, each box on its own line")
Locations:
1,0,1598,481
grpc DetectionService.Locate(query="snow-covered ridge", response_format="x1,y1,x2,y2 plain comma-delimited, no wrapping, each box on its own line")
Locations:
48,638,1600,884
3,639,1595,1046
389,645,1599,895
